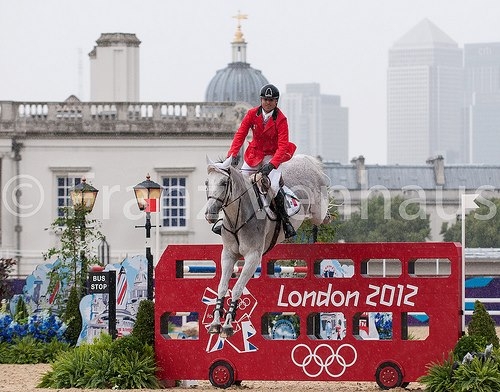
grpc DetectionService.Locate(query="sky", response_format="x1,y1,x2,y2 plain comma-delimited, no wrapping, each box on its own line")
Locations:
1,0,500,164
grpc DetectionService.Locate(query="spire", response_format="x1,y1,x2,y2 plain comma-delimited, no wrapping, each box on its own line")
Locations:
232,11,248,43
231,11,248,63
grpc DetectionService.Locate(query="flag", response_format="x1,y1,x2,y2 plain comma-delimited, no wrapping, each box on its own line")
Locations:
145,198,158,212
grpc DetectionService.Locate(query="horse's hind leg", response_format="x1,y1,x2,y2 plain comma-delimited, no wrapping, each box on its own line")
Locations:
208,248,238,335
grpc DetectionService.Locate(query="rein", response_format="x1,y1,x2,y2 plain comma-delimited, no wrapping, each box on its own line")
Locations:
220,178,259,235
208,170,274,240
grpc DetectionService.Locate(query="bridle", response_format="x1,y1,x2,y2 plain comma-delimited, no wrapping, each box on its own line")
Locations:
206,169,263,236
206,170,233,207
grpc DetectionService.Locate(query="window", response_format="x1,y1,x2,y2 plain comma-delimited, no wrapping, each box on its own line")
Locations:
162,176,187,228
56,176,82,216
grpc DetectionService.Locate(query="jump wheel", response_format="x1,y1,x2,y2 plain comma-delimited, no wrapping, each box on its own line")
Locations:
209,360,235,389
375,361,403,389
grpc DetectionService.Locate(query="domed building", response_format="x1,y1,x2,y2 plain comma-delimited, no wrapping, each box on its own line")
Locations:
205,13,268,107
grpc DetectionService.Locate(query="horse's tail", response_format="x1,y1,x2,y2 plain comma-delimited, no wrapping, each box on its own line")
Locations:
284,154,333,225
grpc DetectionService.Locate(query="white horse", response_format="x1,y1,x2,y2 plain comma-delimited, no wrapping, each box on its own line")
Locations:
204,154,331,338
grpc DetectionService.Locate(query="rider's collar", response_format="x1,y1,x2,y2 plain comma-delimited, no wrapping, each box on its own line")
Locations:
256,106,278,121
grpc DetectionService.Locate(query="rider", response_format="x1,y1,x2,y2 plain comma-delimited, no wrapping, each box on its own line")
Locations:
215,83,297,238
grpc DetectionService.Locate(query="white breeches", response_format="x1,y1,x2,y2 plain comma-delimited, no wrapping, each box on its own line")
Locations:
241,155,281,196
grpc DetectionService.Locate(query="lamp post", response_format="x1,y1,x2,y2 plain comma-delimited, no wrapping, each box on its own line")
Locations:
134,174,162,300
70,178,99,294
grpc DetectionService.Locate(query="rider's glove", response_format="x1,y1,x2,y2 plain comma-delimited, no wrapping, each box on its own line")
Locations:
260,163,275,176
230,155,240,167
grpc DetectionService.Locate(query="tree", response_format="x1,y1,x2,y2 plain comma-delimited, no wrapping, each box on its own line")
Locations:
292,211,338,244
335,195,431,242
441,198,500,247
132,299,155,346
62,285,82,346
467,300,499,348
44,206,103,302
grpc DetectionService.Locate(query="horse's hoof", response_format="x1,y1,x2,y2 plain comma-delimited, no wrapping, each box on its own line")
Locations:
208,324,222,334
221,327,234,338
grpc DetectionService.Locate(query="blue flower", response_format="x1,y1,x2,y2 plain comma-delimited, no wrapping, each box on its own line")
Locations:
0,311,68,343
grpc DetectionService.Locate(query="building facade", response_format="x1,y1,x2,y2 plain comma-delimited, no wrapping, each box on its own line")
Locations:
0,99,240,277
325,155,500,241
464,42,500,164
2,101,500,278
387,19,465,164
281,83,349,163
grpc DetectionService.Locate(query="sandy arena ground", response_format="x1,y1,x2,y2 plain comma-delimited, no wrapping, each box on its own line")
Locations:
0,364,425,392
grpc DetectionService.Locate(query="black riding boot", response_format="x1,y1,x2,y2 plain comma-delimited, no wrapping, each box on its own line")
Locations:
274,188,297,238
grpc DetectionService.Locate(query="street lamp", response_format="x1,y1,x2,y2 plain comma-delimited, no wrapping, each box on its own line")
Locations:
70,178,99,212
134,174,162,300
70,178,99,294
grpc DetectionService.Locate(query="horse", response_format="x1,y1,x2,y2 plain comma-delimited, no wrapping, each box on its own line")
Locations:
204,154,331,338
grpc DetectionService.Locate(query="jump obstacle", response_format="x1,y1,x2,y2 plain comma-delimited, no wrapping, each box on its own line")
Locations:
155,242,462,389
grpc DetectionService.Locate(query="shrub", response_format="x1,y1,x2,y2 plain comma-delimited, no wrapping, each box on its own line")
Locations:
7,336,43,364
131,299,154,346
14,296,29,324
111,350,160,389
453,356,500,391
468,300,499,348
418,354,455,392
40,338,71,363
39,343,94,388
111,334,148,357
420,300,500,390
454,334,488,361
0,336,70,364
420,344,500,391
62,285,82,346
39,334,160,389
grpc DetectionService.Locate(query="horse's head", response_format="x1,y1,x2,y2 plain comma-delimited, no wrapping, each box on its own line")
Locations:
205,157,231,223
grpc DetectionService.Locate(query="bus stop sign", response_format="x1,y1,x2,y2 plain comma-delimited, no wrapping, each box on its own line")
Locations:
88,271,109,293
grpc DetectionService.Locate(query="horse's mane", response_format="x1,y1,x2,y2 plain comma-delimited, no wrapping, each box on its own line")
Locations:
228,166,251,194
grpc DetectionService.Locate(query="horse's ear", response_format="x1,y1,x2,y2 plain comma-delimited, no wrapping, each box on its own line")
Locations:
206,155,215,165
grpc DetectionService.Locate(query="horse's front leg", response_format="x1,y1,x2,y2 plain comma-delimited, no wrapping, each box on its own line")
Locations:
221,250,262,338
208,248,239,335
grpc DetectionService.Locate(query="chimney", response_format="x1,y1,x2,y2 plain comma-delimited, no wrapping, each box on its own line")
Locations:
89,33,141,102
350,155,367,188
426,155,445,186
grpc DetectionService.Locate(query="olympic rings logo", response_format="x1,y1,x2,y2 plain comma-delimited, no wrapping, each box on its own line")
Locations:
291,343,357,378
225,297,251,310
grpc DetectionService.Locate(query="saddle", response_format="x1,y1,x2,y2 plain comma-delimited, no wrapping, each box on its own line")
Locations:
250,173,300,218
